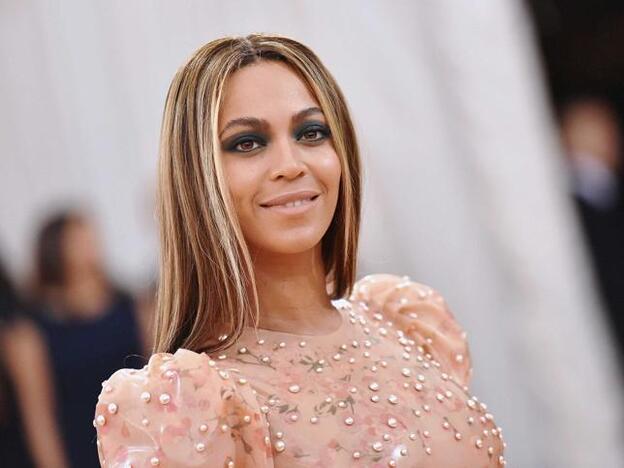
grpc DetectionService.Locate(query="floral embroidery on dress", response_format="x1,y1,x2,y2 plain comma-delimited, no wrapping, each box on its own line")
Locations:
94,273,506,467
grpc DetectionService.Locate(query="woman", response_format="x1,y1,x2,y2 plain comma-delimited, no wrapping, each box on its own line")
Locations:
0,255,35,468
94,34,507,467
18,210,147,467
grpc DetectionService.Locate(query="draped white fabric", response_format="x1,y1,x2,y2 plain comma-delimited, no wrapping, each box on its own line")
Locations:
1,1,623,466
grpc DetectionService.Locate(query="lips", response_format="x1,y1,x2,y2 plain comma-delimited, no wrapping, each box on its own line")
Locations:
259,190,321,208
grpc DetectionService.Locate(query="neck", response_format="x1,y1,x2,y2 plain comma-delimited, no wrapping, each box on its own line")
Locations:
250,244,336,334
57,270,110,318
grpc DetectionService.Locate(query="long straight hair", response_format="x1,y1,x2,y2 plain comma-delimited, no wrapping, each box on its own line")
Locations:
154,34,362,355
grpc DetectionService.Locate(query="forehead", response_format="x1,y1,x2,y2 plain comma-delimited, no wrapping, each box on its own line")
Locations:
218,61,321,126
64,220,94,237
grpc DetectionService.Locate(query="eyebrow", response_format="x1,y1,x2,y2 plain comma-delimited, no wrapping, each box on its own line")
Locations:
218,106,324,138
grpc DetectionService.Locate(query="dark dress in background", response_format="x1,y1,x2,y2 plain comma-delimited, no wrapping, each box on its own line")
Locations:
31,289,145,468
573,170,624,372
0,261,34,468
0,364,34,468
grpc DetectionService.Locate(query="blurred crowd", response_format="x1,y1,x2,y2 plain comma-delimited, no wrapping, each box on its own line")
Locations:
529,0,624,371
0,210,155,468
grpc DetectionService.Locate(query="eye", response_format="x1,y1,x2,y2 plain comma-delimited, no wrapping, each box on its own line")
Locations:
234,139,261,152
298,124,330,143
224,135,266,153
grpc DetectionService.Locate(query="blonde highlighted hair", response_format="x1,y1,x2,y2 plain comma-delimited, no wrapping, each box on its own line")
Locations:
154,33,362,354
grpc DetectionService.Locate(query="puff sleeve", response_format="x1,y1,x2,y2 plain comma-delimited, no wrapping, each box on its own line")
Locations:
350,273,473,387
93,348,274,467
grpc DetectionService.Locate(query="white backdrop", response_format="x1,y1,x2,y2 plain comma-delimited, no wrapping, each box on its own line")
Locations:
2,1,623,466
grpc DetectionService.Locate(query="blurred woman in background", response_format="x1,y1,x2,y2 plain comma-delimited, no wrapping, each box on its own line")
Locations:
4,209,149,468
560,97,624,372
0,254,34,468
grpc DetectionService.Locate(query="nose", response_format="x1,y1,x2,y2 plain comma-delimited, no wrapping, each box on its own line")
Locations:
269,137,306,180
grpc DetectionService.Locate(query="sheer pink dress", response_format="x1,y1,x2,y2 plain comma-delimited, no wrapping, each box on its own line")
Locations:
94,273,507,467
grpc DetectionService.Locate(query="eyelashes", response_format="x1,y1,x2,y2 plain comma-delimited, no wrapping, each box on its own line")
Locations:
223,123,331,154
225,132,266,153
297,125,331,142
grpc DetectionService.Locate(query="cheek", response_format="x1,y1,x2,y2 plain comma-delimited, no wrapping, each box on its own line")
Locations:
222,158,269,244
223,158,258,210
316,150,342,194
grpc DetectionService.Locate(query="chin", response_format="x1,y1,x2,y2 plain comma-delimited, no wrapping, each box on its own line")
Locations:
254,232,324,255
270,239,321,255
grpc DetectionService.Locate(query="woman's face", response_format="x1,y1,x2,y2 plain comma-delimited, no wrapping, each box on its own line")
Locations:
62,219,103,275
218,61,341,256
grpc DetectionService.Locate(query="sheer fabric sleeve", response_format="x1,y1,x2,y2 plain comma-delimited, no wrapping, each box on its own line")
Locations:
93,348,274,467
350,273,473,387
